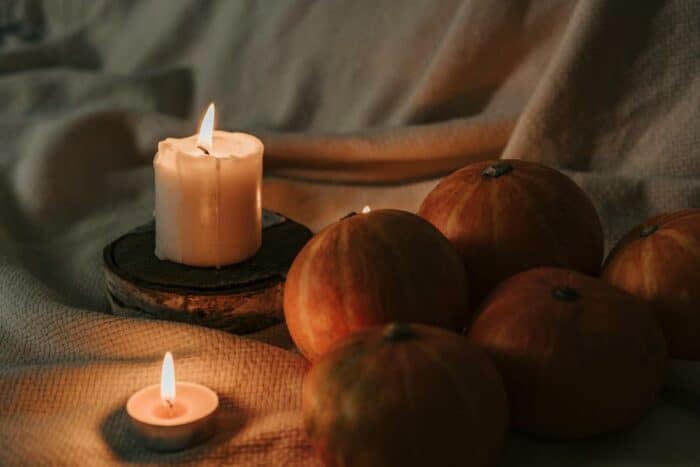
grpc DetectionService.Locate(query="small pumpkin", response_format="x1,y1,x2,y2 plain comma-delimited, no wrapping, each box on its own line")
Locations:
418,159,604,305
303,323,508,467
602,209,700,359
468,267,665,438
284,209,469,360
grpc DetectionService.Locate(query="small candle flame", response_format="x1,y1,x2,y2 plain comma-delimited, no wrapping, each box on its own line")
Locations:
161,352,176,405
361,205,371,214
197,103,215,154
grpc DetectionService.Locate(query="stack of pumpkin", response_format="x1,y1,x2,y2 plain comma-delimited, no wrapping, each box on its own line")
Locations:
283,159,700,467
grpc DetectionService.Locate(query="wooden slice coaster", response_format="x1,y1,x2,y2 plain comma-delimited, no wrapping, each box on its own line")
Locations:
103,210,312,334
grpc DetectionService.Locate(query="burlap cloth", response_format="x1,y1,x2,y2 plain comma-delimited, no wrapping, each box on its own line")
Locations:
1,1,698,465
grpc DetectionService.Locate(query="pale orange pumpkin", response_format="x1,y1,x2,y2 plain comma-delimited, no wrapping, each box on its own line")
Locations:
602,209,700,359
418,159,604,306
468,267,666,438
284,209,469,361
303,323,508,467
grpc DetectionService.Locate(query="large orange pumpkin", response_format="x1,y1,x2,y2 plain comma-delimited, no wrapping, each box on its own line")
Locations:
284,209,469,360
468,267,665,438
303,323,508,467
418,159,604,305
602,209,700,359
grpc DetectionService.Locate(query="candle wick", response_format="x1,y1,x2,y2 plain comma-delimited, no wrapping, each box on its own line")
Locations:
165,399,174,409
197,145,210,155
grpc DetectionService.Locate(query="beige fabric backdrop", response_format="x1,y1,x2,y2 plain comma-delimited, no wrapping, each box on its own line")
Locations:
1,0,699,465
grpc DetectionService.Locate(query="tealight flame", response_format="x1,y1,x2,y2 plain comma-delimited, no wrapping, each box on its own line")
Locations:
197,103,215,154
361,205,371,214
160,352,176,405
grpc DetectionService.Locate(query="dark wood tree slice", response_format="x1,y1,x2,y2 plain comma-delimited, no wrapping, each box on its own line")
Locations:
103,210,312,334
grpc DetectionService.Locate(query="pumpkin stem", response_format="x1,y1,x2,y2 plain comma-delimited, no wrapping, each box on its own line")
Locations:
383,323,414,341
552,286,579,302
482,163,513,178
640,225,658,237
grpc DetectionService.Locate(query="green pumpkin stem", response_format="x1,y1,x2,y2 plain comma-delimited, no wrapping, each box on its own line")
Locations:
640,225,658,237
552,286,580,302
482,163,513,178
383,323,414,341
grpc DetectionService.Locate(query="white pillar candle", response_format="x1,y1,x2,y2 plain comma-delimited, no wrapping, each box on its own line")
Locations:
154,104,263,267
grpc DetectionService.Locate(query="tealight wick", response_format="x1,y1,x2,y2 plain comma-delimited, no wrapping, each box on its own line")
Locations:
197,145,210,155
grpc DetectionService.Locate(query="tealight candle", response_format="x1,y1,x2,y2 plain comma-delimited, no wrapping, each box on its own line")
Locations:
154,103,263,267
126,352,219,451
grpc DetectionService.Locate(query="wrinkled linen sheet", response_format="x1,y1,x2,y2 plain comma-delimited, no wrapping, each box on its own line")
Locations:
0,0,699,465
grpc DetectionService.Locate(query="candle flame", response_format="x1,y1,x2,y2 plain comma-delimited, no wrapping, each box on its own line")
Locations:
361,205,371,214
197,103,215,153
161,352,176,404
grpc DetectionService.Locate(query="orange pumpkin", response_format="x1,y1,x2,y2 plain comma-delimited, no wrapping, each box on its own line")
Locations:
468,267,665,438
303,323,508,467
418,159,604,305
284,209,469,360
602,209,700,359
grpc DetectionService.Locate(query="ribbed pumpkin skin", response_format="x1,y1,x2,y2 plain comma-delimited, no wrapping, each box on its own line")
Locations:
303,323,508,467
602,209,700,359
468,268,666,439
284,209,469,361
418,159,604,306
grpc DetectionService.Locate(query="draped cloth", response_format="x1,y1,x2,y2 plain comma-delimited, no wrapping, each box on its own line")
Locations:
0,0,698,465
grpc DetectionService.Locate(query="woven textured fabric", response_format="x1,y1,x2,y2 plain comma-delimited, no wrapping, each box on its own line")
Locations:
0,261,316,465
1,0,699,465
